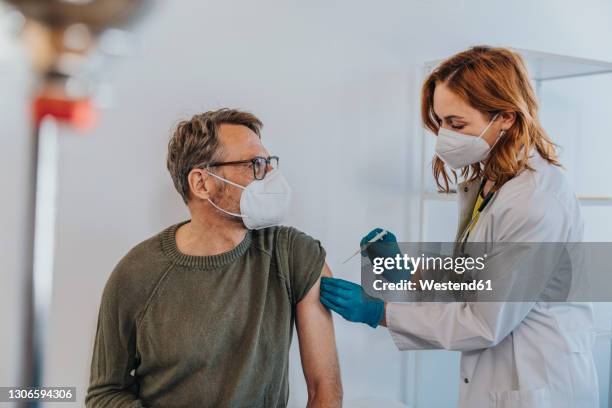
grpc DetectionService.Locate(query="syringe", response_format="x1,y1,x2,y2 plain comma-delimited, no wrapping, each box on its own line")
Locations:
342,229,388,264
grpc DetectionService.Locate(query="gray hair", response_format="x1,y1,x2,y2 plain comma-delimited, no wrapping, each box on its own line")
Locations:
166,108,263,204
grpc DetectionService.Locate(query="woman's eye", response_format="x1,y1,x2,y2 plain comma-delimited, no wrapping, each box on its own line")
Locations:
451,124,465,130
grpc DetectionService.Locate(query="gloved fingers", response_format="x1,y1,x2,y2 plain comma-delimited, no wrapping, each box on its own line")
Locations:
319,295,337,311
320,277,359,291
381,230,397,242
320,288,351,308
320,294,349,315
319,283,353,298
321,289,351,307
360,227,385,247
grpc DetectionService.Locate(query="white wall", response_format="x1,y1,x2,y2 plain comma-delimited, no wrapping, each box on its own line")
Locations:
1,0,612,407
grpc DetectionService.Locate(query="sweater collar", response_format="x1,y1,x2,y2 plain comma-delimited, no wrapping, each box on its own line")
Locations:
161,220,252,269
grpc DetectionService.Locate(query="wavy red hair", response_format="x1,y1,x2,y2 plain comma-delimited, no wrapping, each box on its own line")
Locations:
421,45,560,192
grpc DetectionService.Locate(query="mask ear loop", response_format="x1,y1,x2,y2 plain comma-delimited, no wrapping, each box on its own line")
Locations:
205,170,247,191
207,198,246,218
481,113,507,153
204,169,247,218
478,113,500,139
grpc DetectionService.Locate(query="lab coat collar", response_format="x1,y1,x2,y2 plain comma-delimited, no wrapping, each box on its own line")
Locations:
452,147,538,243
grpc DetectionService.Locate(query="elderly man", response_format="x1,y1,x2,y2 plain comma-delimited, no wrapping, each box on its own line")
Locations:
86,108,342,407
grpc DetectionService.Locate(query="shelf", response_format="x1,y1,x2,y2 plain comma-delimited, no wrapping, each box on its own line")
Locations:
577,196,612,206
423,47,612,82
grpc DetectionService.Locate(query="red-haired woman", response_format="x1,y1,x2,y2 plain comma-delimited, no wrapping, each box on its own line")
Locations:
321,46,597,407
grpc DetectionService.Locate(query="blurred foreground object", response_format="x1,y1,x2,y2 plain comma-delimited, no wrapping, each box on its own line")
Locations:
3,0,154,401
7,0,151,74
7,0,153,116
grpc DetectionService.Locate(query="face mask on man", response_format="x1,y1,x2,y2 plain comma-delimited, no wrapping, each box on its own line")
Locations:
435,113,505,169
205,169,292,230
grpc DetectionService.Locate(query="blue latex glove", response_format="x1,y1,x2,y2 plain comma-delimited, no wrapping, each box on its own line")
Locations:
361,228,411,283
319,277,384,328
360,227,401,261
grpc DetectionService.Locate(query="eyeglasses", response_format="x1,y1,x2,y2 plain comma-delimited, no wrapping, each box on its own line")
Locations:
204,156,279,180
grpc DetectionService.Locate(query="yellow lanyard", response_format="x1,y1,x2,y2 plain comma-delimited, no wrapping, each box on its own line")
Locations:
458,179,495,256
468,193,485,233
464,178,494,237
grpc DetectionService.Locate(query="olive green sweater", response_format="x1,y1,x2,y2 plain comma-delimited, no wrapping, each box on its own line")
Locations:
85,220,326,407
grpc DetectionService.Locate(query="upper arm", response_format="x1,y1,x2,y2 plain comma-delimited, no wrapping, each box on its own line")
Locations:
295,262,342,400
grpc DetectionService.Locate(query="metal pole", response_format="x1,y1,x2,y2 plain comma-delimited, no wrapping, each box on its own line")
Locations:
23,115,59,408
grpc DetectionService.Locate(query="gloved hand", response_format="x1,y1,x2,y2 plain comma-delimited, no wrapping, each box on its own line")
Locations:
360,228,401,261
319,277,385,328
361,228,411,283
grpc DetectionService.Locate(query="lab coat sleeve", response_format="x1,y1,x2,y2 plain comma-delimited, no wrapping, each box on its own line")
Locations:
387,190,570,352
387,300,535,351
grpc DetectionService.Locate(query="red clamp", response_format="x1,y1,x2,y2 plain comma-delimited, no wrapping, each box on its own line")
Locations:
33,96,98,130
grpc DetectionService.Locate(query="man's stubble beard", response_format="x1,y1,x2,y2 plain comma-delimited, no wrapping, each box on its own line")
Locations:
211,180,244,227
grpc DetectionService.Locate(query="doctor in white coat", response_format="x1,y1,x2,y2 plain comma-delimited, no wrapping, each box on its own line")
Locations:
320,45,598,408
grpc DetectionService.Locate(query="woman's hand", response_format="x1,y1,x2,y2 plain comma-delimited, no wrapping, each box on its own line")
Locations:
319,277,385,328
360,228,400,261
361,228,413,284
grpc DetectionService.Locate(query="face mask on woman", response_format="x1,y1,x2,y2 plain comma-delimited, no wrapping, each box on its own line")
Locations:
435,113,505,169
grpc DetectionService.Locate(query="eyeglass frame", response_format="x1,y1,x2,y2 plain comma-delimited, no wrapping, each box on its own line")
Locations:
200,155,279,180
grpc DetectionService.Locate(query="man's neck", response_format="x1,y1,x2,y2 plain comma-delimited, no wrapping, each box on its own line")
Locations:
176,214,247,257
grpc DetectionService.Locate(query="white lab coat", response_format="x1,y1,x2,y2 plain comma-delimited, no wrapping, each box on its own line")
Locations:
386,152,599,408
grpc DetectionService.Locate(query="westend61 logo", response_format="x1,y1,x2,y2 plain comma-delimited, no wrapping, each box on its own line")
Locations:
372,253,487,275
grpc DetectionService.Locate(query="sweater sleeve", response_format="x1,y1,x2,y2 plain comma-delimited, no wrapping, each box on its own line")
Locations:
281,226,327,305
85,258,146,407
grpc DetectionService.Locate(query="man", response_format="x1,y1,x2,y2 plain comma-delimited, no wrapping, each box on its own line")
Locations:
85,109,342,407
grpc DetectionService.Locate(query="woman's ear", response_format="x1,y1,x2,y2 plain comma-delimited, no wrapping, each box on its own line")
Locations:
499,111,516,130
187,168,211,201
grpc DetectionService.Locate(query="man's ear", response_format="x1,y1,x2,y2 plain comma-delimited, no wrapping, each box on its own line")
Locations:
187,168,212,201
499,111,516,131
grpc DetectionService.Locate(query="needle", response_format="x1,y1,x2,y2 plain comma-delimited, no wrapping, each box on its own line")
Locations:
342,230,388,264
